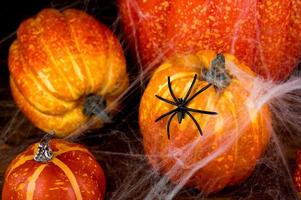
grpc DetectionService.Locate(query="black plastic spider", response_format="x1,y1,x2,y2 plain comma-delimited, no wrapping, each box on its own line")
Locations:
155,74,218,139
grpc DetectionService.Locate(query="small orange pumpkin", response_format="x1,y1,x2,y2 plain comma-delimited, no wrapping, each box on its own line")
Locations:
9,8,129,137
2,135,106,200
139,50,271,193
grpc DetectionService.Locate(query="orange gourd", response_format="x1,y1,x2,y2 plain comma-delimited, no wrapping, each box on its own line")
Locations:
139,51,271,193
9,8,129,137
2,136,106,200
119,0,301,80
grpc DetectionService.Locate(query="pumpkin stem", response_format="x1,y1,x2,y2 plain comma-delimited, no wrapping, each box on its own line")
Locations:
34,131,54,163
201,53,232,90
83,95,112,123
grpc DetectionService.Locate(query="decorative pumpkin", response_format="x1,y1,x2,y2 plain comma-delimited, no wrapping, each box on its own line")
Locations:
119,0,301,80
294,150,301,192
2,134,106,200
9,8,129,137
139,50,271,193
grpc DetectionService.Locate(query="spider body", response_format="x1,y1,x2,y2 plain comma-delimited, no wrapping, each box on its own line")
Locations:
175,98,186,123
155,74,217,139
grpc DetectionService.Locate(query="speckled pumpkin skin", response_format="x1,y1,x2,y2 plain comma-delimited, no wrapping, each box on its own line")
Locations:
9,8,129,137
2,139,106,200
119,0,301,80
139,51,271,193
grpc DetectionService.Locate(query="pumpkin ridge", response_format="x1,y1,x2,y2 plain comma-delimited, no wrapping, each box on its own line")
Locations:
26,164,47,200
12,39,78,113
94,25,129,113
11,79,80,116
51,157,83,200
10,83,86,135
64,19,88,94
10,72,77,115
6,155,34,179
19,17,76,102
54,146,91,157
98,25,127,97
32,16,80,100
17,22,75,102
65,50,85,85
221,83,243,187
62,10,95,94
97,28,111,96
6,144,39,179
186,86,215,132
42,9,87,96
196,84,247,191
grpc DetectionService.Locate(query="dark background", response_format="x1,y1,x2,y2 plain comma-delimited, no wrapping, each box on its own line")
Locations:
0,0,300,199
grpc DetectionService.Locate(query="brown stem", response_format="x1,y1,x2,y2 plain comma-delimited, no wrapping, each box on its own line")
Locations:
34,132,54,163
201,53,232,90
82,94,111,123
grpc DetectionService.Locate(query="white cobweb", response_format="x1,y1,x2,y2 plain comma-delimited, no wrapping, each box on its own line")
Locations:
0,0,301,200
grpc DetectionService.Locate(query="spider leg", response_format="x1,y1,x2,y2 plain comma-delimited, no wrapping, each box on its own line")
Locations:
183,74,198,102
184,110,204,136
168,76,179,103
155,95,177,106
186,107,218,115
167,112,177,139
185,83,212,105
155,108,178,122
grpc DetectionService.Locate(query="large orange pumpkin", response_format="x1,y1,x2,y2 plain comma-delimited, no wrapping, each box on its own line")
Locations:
139,51,271,193
119,0,301,80
2,136,106,200
9,8,129,137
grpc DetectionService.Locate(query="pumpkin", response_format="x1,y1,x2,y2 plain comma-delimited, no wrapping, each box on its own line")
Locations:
9,8,129,137
2,135,106,200
119,0,301,80
139,50,271,193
